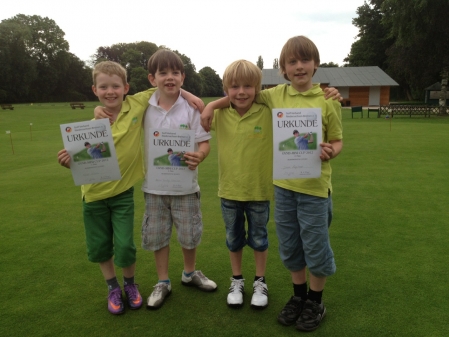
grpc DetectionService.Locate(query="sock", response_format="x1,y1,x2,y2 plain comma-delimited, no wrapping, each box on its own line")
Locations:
308,289,323,304
233,275,243,280
183,270,194,277
254,276,265,283
106,277,120,293
293,282,308,301
123,276,134,286
158,279,170,284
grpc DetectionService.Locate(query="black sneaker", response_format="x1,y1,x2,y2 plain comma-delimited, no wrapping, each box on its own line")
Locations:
295,299,326,331
277,296,304,326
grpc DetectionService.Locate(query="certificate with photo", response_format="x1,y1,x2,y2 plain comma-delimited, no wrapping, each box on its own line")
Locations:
272,108,322,179
147,128,195,192
60,119,121,186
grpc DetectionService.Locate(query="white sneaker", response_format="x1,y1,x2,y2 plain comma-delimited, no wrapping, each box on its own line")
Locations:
227,278,245,307
251,278,268,309
181,270,217,292
147,282,172,309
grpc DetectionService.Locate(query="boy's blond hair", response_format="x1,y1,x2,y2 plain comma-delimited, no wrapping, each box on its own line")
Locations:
92,61,127,86
279,36,320,81
222,60,262,95
147,49,185,75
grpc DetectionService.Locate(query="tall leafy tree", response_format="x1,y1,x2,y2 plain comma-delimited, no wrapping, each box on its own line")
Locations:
0,14,90,102
273,58,279,69
199,67,223,97
347,0,449,100
344,1,392,68
382,0,449,99
257,56,264,70
0,21,36,102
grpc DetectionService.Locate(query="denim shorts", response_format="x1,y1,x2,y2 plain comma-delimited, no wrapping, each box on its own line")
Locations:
221,198,269,252
274,186,336,277
83,187,136,268
141,192,203,251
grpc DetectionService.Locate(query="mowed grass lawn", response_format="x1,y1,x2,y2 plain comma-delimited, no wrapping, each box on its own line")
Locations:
1,102,448,337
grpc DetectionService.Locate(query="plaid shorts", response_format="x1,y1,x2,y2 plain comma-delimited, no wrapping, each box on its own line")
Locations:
141,192,203,251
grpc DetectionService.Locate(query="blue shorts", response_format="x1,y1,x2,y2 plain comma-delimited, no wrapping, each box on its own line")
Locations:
221,198,269,252
274,186,335,277
83,187,136,268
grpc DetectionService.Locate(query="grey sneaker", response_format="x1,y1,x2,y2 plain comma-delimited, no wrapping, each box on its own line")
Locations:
250,278,268,309
277,296,304,326
295,299,326,331
146,282,172,310
227,278,245,307
181,270,217,292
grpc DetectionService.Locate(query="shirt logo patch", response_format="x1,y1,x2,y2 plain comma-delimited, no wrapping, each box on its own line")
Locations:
132,117,138,125
254,126,262,133
179,124,189,130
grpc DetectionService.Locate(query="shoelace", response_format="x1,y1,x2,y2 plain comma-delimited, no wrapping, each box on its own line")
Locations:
194,270,208,281
109,289,122,305
253,281,266,294
152,283,166,296
229,279,244,293
125,284,139,299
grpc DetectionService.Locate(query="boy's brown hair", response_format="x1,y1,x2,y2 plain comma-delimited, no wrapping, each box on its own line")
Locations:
147,49,185,75
222,60,262,95
92,61,127,86
279,36,320,81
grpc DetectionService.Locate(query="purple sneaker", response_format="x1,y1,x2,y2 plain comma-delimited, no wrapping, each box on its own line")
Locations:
107,287,124,315
124,284,143,310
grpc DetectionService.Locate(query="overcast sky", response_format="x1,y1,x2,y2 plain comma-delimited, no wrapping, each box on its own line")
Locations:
2,0,365,77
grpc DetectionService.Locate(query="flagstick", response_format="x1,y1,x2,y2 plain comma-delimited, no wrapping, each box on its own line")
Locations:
30,123,33,141
6,131,14,154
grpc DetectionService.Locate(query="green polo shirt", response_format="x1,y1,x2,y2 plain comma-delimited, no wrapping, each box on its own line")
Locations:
256,84,342,198
82,88,156,202
212,102,273,201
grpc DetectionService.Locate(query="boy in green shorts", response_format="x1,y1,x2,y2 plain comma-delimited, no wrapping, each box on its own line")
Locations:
201,36,342,331
58,61,202,315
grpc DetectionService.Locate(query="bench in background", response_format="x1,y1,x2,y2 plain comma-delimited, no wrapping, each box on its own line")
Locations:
1,104,14,110
351,106,363,118
70,102,85,109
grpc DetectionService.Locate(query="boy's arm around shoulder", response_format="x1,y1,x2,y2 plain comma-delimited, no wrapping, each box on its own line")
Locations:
200,96,230,132
93,88,157,123
181,89,205,112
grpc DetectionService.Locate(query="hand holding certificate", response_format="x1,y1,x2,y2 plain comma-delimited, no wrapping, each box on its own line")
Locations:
60,119,121,186
272,108,322,179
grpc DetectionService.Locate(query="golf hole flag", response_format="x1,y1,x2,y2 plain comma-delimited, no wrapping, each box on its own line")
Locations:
272,108,322,179
60,119,121,186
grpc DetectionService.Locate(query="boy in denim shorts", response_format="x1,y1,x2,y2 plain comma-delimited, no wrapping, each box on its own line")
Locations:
200,36,342,331
141,49,216,310
256,36,343,332
206,60,273,309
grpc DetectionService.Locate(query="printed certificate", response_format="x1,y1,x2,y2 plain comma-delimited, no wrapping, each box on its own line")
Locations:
272,108,322,179
60,119,121,186
147,128,195,192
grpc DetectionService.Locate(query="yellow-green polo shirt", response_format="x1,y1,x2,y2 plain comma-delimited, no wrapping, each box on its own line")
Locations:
256,84,342,198
212,102,273,201
82,89,156,202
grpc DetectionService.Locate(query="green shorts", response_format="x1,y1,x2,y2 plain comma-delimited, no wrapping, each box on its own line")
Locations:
83,187,136,268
